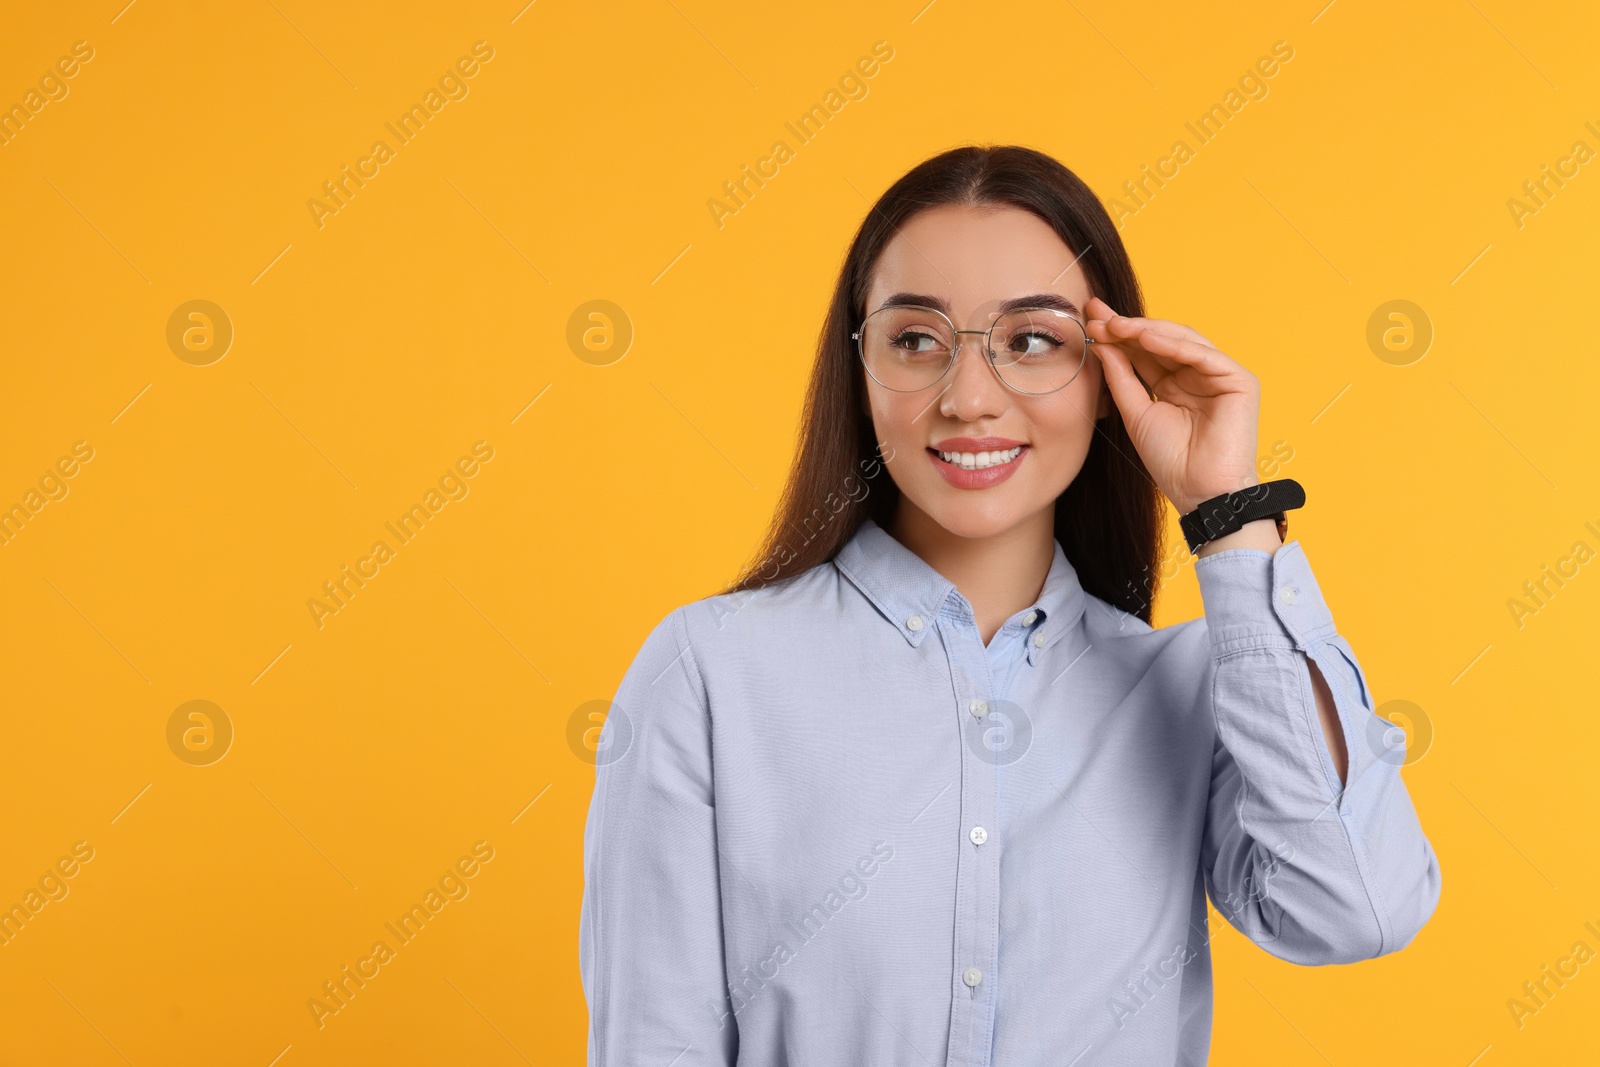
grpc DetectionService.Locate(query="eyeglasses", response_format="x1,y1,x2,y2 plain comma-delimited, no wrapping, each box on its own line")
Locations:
852,304,1094,395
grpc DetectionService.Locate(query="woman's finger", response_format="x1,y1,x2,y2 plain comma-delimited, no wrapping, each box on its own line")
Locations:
1085,312,1198,365
1092,342,1155,427
1122,345,1169,390
1087,296,1218,349
1089,321,1193,385
1124,344,1248,408
1105,315,1217,352
1089,319,1245,393
1127,327,1243,379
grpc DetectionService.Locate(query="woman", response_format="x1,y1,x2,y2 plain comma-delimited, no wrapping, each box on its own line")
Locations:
579,145,1441,1066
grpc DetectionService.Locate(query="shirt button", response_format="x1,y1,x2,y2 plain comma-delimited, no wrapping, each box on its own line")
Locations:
1033,630,1046,648
1023,610,1038,626
906,614,924,631
969,826,988,845
1279,587,1297,605
963,966,983,987
969,699,988,717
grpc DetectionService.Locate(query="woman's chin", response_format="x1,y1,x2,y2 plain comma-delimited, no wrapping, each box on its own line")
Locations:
913,492,1047,542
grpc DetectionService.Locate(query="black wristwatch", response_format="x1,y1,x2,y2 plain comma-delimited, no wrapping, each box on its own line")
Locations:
1179,478,1305,554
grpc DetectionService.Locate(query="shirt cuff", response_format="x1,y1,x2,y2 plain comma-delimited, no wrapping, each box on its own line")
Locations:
1193,539,1339,655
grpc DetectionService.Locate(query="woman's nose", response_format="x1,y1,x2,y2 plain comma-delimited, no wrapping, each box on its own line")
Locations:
941,332,1009,420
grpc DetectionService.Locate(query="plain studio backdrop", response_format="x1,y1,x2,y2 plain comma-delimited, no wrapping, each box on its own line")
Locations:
0,0,1596,1064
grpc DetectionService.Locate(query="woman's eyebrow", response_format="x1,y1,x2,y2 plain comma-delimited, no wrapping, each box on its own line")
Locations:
877,292,947,312
998,293,1081,316
874,292,1082,317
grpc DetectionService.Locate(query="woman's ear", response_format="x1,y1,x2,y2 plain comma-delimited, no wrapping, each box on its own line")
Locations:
1095,380,1112,421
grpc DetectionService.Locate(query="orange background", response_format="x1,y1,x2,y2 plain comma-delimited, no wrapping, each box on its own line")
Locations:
2,0,1597,1063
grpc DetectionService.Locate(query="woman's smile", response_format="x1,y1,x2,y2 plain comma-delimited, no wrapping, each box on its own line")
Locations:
928,436,1029,489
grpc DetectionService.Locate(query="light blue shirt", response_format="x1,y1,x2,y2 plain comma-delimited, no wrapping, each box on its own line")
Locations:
580,517,1441,1065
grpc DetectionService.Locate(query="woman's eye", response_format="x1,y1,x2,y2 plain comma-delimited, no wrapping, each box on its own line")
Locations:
894,331,941,352
1010,331,1062,354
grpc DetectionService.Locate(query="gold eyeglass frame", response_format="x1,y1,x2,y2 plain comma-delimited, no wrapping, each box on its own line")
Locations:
852,304,1095,395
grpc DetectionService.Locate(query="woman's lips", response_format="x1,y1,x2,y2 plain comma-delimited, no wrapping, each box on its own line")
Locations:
927,445,1028,489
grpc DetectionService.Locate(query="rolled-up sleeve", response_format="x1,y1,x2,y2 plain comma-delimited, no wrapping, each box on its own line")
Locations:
1195,539,1442,965
580,607,736,1064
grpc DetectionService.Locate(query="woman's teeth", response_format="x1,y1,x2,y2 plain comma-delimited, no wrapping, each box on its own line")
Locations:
937,446,1023,470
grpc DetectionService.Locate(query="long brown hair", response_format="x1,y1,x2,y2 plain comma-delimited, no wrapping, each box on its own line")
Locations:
720,144,1166,623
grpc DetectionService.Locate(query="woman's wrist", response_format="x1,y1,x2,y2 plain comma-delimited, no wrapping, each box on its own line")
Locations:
1193,516,1283,558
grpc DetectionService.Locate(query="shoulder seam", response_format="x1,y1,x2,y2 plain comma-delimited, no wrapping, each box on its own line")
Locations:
669,606,711,711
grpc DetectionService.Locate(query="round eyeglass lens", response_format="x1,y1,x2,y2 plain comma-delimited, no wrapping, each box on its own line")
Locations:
987,308,1088,394
857,306,955,392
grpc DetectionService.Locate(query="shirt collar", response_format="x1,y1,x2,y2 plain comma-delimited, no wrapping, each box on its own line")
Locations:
832,517,1088,656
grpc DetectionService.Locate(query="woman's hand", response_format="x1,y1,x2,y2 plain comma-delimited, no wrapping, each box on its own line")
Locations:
1085,296,1261,517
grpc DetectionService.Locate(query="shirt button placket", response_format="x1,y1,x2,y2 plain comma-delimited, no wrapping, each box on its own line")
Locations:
944,611,1000,1064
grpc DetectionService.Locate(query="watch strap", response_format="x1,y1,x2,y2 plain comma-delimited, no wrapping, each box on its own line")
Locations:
1180,478,1305,554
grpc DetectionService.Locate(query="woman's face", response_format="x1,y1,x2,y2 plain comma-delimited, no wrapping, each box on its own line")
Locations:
861,202,1110,541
